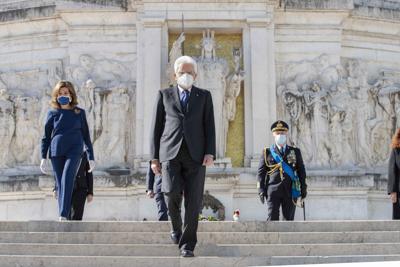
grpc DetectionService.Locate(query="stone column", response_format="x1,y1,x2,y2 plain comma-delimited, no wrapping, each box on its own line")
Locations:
244,16,277,167
135,16,165,166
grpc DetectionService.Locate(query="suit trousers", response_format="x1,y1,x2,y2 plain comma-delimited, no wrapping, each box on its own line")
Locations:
70,188,87,220
393,195,400,220
155,192,168,221
51,155,82,218
163,141,206,251
266,194,296,221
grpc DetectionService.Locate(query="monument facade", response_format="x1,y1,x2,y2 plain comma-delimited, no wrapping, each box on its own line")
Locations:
0,0,399,221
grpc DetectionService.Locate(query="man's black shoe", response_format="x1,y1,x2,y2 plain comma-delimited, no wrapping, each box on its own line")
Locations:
180,249,194,257
170,232,181,245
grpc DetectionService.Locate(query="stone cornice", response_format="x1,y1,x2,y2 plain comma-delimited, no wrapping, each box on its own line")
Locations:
0,1,129,23
137,0,270,3
283,0,354,10
0,4,56,23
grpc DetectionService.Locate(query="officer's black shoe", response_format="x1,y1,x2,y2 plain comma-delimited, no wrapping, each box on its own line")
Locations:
180,249,194,257
170,232,181,245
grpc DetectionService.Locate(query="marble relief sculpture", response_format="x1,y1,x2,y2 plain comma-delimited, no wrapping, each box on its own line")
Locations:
0,63,63,167
0,89,15,167
70,54,131,88
167,30,244,160
12,95,41,164
69,55,134,167
0,55,134,169
278,54,400,168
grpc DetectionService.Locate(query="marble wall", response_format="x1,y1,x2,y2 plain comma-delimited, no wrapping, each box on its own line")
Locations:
0,1,136,169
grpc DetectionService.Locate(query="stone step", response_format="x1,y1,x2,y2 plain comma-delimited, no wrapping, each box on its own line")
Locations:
1,220,400,233
0,243,399,257
0,231,399,244
0,255,399,267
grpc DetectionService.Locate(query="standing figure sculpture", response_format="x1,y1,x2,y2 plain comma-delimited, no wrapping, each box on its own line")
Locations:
196,29,228,159
0,89,15,167
223,48,245,156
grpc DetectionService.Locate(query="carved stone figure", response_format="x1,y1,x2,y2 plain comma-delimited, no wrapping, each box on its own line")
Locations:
167,32,185,85
304,82,331,166
0,89,15,167
11,95,41,164
346,59,371,166
104,88,130,165
71,54,131,88
222,48,245,156
195,30,229,159
167,30,246,160
91,86,130,167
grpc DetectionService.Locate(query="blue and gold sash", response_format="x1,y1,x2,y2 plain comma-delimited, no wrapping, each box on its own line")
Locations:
269,145,301,199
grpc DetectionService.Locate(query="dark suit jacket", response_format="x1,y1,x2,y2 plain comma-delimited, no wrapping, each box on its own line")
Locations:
257,145,307,198
150,86,216,163
388,148,400,194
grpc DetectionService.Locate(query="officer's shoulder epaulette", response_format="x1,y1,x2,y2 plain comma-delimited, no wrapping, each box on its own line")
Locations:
287,144,296,149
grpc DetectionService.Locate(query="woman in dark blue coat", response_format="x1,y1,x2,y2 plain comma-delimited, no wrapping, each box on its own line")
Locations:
388,128,400,220
40,80,95,221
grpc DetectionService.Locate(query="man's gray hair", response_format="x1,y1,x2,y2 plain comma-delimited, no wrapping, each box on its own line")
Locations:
174,56,198,74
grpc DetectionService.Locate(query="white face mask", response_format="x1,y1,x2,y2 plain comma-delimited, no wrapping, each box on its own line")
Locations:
275,134,287,146
177,73,194,89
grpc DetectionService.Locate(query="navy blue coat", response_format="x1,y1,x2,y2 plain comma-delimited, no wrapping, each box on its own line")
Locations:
41,107,94,160
388,148,400,194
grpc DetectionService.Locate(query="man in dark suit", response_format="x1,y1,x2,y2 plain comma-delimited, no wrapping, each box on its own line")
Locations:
256,120,307,221
146,162,168,221
150,55,216,257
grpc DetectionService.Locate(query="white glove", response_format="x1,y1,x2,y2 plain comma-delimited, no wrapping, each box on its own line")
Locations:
88,160,95,173
40,159,49,175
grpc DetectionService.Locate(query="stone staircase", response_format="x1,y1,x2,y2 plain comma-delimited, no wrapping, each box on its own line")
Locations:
0,220,400,267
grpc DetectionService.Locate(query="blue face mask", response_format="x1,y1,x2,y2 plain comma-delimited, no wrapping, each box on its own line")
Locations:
57,96,71,105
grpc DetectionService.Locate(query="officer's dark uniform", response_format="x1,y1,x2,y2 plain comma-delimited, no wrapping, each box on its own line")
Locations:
146,163,168,221
257,120,307,221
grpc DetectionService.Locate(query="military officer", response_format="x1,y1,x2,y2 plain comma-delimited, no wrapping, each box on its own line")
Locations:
256,120,307,221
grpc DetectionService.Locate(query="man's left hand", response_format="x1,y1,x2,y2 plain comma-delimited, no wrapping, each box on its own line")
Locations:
87,194,93,203
202,154,214,166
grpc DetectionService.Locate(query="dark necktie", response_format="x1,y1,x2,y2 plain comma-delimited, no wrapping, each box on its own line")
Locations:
180,90,190,111
280,147,284,155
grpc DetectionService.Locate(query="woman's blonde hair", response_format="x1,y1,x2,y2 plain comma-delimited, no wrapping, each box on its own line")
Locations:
50,80,78,109
391,128,400,149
